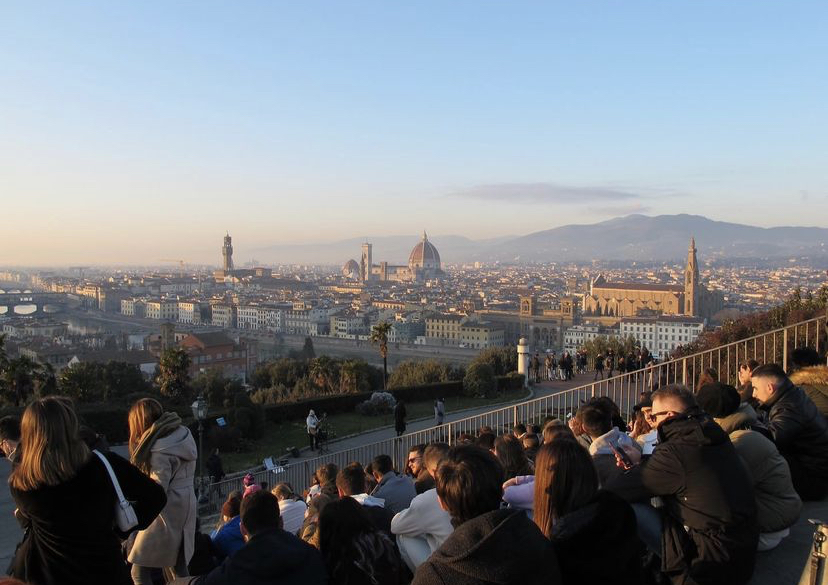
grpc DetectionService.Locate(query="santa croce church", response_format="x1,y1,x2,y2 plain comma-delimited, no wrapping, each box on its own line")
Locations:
582,238,724,321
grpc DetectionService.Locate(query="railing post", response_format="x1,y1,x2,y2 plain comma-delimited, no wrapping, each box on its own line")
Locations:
681,359,687,386
783,328,789,372
513,405,519,428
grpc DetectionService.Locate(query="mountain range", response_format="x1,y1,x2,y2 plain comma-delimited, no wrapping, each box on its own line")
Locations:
250,214,828,265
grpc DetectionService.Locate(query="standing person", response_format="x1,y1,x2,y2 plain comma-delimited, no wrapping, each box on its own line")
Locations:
606,350,615,377
434,398,445,427
128,398,198,584
593,354,604,381
9,397,166,585
306,409,320,451
531,353,540,382
394,399,407,437
544,354,554,382
206,448,225,485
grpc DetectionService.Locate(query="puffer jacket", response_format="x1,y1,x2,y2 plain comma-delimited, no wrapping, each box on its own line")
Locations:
716,404,802,533
607,409,758,585
759,378,828,500
789,366,828,419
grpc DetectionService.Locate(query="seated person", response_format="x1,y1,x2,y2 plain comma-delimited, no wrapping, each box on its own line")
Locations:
579,404,641,486
412,445,562,585
391,443,453,572
752,363,828,500
371,455,416,514
697,382,801,551
176,491,327,584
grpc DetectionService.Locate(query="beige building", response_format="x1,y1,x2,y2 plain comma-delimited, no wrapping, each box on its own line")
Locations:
477,295,577,350
425,314,505,349
145,299,178,321
582,239,723,321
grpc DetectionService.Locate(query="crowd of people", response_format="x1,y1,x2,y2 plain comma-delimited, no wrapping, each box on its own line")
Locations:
1,350,827,585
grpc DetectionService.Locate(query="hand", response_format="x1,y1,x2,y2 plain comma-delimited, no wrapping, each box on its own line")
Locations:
503,477,519,490
614,444,642,470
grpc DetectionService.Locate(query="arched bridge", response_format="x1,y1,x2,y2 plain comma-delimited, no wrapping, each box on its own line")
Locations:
0,292,75,315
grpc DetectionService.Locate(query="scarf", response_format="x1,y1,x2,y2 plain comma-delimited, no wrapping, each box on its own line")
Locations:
131,411,182,474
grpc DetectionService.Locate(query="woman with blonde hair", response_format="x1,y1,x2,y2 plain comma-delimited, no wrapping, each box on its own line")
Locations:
9,396,165,585
127,397,198,584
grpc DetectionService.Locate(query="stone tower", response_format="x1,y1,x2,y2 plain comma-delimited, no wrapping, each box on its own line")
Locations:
684,237,700,317
222,233,234,272
361,243,373,283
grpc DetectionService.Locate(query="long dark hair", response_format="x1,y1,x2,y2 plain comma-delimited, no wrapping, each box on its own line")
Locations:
493,434,532,479
533,440,599,539
318,497,399,585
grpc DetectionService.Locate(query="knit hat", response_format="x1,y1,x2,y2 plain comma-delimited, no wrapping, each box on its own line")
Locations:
696,382,740,418
243,484,262,499
243,473,256,487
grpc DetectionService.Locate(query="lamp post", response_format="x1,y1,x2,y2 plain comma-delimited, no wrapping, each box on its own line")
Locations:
191,393,208,498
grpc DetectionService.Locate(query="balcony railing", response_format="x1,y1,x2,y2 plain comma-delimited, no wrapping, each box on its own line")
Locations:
201,313,826,514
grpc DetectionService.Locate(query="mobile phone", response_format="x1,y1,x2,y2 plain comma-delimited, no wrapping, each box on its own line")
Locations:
609,440,634,470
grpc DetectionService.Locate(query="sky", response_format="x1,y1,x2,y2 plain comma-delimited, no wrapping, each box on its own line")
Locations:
1,1,827,265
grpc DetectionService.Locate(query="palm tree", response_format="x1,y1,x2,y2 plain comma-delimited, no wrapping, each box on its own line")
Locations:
371,322,393,391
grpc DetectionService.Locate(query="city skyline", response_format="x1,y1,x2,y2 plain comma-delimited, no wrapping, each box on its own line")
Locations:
2,1,828,265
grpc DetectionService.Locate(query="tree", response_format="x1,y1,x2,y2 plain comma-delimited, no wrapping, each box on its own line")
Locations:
387,359,454,389
463,363,496,398
469,347,518,376
4,356,39,406
34,362,57,397
309,355,339,395
371,322,392,391
157,348,191,402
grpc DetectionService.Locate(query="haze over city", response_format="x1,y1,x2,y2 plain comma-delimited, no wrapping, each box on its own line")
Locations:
2,1,828,265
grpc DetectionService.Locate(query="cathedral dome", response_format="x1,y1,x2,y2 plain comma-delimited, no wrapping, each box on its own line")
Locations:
408,231,441,270
342,259,360,278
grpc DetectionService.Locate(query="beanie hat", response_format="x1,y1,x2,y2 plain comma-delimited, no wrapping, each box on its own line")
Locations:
243,484,262,499
696,383,740,418
243,473,256,487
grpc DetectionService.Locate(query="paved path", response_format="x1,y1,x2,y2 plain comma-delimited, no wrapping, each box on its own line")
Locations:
273,373,593,465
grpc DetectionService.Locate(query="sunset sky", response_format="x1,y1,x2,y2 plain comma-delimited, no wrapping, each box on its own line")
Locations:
2,1,827,265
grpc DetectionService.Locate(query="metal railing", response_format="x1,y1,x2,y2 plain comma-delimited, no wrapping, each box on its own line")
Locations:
202,313,826,515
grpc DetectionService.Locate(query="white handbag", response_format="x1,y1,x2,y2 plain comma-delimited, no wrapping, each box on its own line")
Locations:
93,449,139,532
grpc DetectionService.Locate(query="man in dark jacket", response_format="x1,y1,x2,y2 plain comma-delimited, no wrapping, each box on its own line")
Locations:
607,384,758,585
174,490,327,585
751,363,828,500
394,400,407,436
412,444,562,585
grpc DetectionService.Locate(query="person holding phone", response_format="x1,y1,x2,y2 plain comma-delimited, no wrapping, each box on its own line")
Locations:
605,385,758,585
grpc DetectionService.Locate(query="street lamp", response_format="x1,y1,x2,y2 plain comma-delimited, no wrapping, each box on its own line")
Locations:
191,394,208,498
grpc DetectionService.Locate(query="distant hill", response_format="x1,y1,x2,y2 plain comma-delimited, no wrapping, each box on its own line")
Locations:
250,234,514,265
481,214,828,262
251,215,828,264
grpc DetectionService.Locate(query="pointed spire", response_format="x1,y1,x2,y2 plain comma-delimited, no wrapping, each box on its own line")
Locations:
689,236,696,250
422,230,428,241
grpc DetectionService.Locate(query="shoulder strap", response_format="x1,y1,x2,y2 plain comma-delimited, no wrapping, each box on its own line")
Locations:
93,450,128,505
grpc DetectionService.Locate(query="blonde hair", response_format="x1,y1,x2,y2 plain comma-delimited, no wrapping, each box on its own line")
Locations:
10,397,90,491
128,398,164,457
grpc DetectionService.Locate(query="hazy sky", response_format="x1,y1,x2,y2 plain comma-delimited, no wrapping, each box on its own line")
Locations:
2,1,827,265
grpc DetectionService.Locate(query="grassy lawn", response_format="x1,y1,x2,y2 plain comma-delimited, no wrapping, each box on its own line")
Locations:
221,388,528,473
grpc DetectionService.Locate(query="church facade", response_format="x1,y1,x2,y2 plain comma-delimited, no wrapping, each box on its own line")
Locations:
343,231,443,283
582,238,723,321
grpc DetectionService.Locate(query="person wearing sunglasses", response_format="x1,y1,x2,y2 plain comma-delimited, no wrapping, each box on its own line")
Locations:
606,384,758,585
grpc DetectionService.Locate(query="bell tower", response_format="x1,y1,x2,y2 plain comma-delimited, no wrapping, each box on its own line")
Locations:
684,237,699,316
222,233,234,272
361,243,373,283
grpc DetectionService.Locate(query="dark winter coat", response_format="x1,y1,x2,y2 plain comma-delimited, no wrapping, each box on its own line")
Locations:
11,451,167,585
759,378,828,500
551,490,643,585
394,403,407,434
412,508,562,585
607,409,758,585
185,527,328,585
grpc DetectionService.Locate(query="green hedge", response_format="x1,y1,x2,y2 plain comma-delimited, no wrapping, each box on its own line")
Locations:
496,372,525,392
